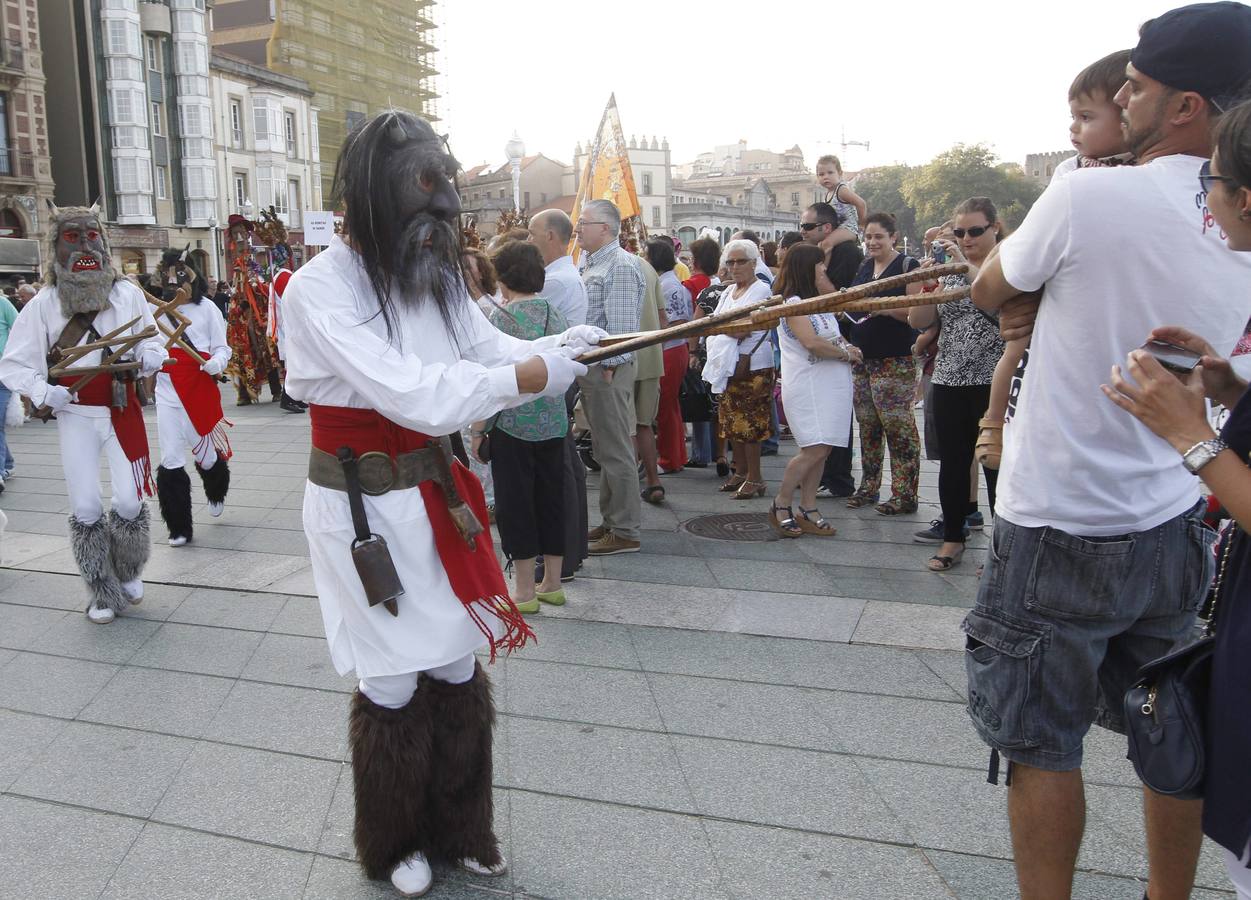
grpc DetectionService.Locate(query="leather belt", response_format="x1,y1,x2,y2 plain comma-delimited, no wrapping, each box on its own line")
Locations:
307,446,441,495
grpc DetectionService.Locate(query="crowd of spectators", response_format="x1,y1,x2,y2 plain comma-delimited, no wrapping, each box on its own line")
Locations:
454,5,1251,896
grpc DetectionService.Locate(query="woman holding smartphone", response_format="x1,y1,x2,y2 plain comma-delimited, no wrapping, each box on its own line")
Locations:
908,198,1006,571
1101,100,1251,899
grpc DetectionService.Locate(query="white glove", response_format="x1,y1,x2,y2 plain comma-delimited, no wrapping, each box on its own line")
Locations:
201,356,227,376
42,384,74,412
557,324,610,356
140,346,173,377
536,350,588,398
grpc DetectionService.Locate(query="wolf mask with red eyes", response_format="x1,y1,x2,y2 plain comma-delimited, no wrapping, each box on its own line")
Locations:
46,201,119,317
331,110,465,345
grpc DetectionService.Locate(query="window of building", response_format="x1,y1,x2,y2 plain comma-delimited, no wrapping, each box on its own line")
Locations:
150,102,162,136
472,192,479,201
642,172,652,195
284,111,296,157
253,99,271,141
499,189,505,200
790,192,799,205
523,191,530,209
652,206,661,228
229,99,243,147
145,37,159,71
0,93,8,176
285,178,301,226
155,165,167,199
233,172,248,209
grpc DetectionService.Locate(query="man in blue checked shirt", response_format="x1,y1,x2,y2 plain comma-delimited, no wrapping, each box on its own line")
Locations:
576,200,644,555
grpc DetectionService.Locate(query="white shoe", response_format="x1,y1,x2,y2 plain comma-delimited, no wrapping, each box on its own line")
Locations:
120,578,143,605
390,852,433,897
208,501,224,517
168,535,189,547
458,855,508,877
86,605,115,624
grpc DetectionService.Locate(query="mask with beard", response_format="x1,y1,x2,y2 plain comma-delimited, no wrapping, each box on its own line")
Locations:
331,110,464,345
155,245,207,304
46,203,119,317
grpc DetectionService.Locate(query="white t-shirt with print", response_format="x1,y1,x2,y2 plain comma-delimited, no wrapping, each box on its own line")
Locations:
997,154,1251,536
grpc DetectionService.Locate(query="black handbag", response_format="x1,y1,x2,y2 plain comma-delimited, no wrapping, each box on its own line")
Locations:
679,367,713,422
1123,524,1234,799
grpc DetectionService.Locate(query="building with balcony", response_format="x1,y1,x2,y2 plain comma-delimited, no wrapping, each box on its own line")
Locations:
670,180,798,246
210,51,321,274
458,153,565,238
211,0,439,201
40,0,219,276
0,0,56,279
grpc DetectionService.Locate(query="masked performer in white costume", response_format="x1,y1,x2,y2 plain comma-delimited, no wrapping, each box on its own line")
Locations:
0,204,169,622
151,247,232,546
281,111,604,897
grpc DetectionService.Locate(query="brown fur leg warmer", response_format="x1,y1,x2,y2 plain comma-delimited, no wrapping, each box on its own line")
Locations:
422,662,503,867
348,688,435,880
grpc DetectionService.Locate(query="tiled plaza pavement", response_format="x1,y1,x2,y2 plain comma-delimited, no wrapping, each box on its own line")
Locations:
0,396,1235,899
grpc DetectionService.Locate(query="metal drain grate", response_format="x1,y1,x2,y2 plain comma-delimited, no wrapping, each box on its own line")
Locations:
681,512,776,542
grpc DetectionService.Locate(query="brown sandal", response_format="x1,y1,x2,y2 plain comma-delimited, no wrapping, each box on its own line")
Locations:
797,506,836,536
734,480,767,500
975,414,1004,470
845,491,879,509
719,475,747,492
875,498,919,516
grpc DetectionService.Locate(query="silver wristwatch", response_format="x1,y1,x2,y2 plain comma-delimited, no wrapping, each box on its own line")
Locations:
1182,438,1228,474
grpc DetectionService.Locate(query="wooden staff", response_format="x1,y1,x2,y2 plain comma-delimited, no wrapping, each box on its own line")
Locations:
35,325,157,421
579,262,969,364
48,316,145,369
143,287,207,365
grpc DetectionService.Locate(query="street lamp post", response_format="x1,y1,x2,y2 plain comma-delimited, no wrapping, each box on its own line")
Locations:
208,217,221,282
505,132,525,214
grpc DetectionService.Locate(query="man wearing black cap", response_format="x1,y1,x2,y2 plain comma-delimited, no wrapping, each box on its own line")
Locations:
968,4,1251,899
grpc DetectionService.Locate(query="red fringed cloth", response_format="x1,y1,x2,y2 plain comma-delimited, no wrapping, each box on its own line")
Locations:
309,404,535,659
59,374,153,499
166,348,232,460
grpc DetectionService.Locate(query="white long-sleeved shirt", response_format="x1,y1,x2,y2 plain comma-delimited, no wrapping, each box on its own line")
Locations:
282,236,561,434
0,281,164,418
154,296,231,408
280,235,564,676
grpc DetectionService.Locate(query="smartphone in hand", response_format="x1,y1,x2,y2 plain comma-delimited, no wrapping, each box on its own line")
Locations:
1139,339,1202,375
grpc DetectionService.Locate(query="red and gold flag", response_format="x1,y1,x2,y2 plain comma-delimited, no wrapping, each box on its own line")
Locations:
570,94,647,260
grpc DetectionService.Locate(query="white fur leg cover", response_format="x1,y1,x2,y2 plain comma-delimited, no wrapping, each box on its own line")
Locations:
108,505,150,584
68,515,127,613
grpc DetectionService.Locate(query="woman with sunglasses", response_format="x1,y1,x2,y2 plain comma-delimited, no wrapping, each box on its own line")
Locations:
1101,100,1251,899
703,239,775,499
908,197,1006,571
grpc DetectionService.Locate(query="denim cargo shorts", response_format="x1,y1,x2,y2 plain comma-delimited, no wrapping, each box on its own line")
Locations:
963,501,1215,772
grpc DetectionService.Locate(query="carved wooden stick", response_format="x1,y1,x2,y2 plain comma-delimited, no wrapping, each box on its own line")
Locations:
579,263,969,363
143,287,207,364
50,316,146,365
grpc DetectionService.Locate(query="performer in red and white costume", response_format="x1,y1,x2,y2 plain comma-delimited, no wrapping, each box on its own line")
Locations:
152,247,232,546
282,111,603,897
0,204,168,623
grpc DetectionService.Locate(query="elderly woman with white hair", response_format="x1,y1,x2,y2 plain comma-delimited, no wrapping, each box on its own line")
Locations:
702,239,775,498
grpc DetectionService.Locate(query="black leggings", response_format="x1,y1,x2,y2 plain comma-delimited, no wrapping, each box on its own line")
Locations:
931,383,997,543
488,430,567,561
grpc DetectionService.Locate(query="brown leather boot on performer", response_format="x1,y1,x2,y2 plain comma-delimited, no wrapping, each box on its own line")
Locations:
347,689,435,883
422,662,507,877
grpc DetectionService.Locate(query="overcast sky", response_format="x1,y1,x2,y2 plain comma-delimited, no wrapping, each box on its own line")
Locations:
438,0,1180,174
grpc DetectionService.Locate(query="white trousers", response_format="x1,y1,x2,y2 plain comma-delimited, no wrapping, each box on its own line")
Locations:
57,413,143,523
156,402,217,470
358,652,476,709
1227,840,1251,900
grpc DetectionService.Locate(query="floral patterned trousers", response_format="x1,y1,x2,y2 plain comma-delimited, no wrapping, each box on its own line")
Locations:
852,356,920,505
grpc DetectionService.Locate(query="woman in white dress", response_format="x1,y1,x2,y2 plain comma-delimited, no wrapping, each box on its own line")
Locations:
771,243,861,537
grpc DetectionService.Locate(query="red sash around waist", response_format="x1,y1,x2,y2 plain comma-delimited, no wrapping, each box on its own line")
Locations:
166,348,232,459
309,404,533,658
58,373,153,499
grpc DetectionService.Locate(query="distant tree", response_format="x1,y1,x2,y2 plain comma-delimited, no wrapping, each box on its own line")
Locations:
853,165,919,250
902,144,1043,233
